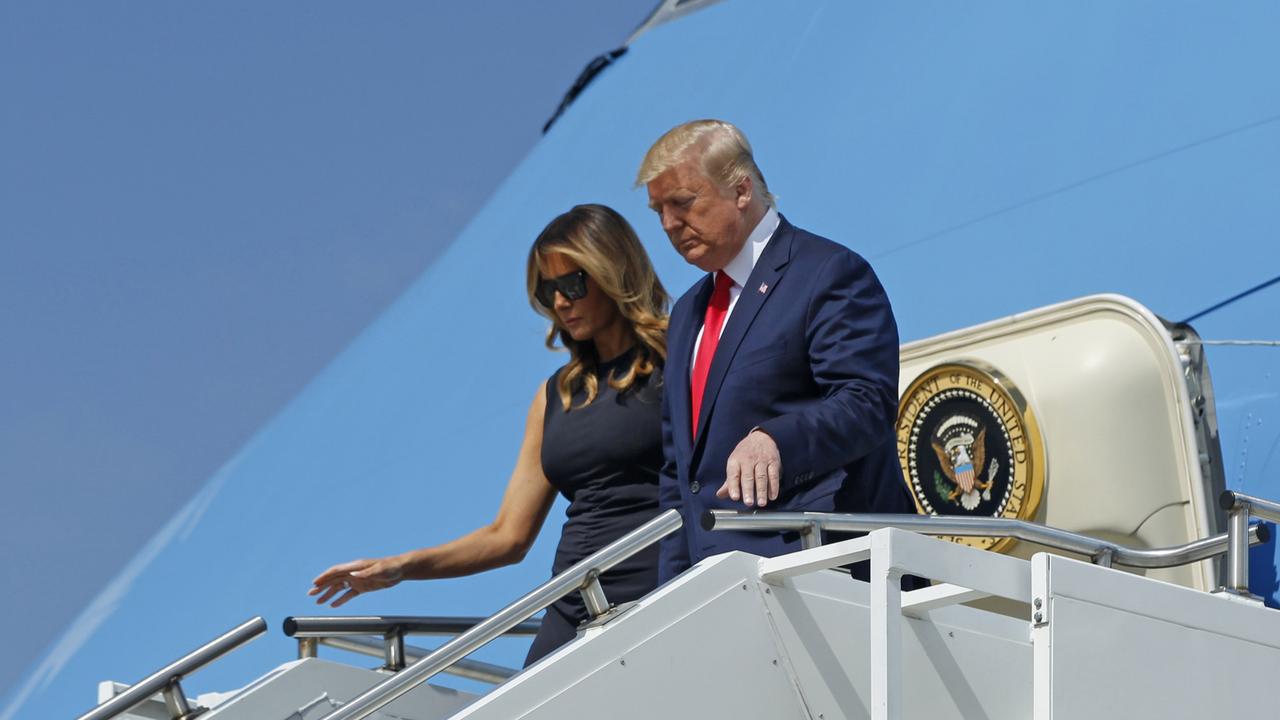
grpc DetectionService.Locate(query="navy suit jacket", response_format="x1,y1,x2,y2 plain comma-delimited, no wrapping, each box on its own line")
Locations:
658,217,916,582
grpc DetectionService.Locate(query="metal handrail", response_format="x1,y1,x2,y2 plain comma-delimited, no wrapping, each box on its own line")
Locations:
704,510,1269,569
284,615,542,638
76,616,267,720
283,615,540,673
324,508,683,720
1219,490,1280,597
317,635,518,685
1222,491,1280,523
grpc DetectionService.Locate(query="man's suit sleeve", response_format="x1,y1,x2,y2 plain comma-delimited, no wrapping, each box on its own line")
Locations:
657,378,692,583
756,249,899,491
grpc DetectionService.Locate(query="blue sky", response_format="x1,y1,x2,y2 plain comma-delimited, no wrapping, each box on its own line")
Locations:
0,0,654,700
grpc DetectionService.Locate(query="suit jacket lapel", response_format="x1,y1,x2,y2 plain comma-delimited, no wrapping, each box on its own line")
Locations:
673,273,715,458
693,218,795,448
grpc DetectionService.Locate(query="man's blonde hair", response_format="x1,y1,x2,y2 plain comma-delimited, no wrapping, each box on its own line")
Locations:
636,119,776,207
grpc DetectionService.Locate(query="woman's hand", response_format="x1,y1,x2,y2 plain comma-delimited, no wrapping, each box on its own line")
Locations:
309,556,406,608
306,386,557,608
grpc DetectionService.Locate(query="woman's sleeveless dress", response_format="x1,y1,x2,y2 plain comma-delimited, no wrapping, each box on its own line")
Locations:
524,349,663,666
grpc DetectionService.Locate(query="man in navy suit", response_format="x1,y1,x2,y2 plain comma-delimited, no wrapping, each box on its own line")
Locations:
638,119,917,582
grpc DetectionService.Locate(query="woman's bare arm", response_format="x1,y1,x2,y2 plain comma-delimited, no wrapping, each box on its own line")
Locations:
310,385,558,607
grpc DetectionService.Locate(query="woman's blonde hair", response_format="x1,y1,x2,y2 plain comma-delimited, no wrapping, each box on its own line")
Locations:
526,204,669,410
635,119,776,207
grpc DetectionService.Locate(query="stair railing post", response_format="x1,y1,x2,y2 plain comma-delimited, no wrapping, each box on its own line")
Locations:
1226,499,1251,594
161,678,202,720
800,520,824,550
298,637,318,659
1092,547,1115,568
384,629,407,671
580,571,612,618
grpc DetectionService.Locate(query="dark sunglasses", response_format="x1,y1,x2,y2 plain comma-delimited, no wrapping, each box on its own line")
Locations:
535,269,589,308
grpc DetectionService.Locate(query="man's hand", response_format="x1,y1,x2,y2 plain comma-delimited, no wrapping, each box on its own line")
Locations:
717,429,781,507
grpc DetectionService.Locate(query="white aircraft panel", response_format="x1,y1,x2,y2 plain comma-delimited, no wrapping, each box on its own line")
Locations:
1031,553,1280,719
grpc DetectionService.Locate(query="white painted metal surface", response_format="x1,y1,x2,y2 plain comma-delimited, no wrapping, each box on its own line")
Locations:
443,539,1039,720
443,527,1275,720
1030,553,1280,719
198,658,475,720
900,294,1217,590
450,555,811,719
93,527,1280,720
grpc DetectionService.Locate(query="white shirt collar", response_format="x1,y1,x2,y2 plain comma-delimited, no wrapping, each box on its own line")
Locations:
721,206,780,287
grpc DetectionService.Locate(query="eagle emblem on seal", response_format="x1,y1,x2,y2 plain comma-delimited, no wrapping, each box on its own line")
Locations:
931,416,998,510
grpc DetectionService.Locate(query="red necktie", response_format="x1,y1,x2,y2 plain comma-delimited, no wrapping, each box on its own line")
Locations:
691,271,733,439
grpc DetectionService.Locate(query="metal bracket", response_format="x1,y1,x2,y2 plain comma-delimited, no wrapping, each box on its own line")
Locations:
162,678,206,720
1031,597,1049,628
1211,586,1267,606
580,571,613,619
579,600,640,630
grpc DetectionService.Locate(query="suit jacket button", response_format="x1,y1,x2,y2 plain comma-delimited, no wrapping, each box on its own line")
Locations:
690,480,701,494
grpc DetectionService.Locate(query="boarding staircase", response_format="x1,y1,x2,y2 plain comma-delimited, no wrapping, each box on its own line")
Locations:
79,295,1280,720
81,498,1280,720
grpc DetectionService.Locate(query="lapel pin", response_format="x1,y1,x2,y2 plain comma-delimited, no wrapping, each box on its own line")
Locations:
758,282,769,294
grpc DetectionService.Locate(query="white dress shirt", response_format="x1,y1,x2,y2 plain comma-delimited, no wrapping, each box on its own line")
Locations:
691,206,781,366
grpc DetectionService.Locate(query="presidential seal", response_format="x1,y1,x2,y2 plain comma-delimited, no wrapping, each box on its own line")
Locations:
896,361,1046,552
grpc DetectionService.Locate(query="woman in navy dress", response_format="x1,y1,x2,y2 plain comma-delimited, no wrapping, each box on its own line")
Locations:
310,204,669,666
